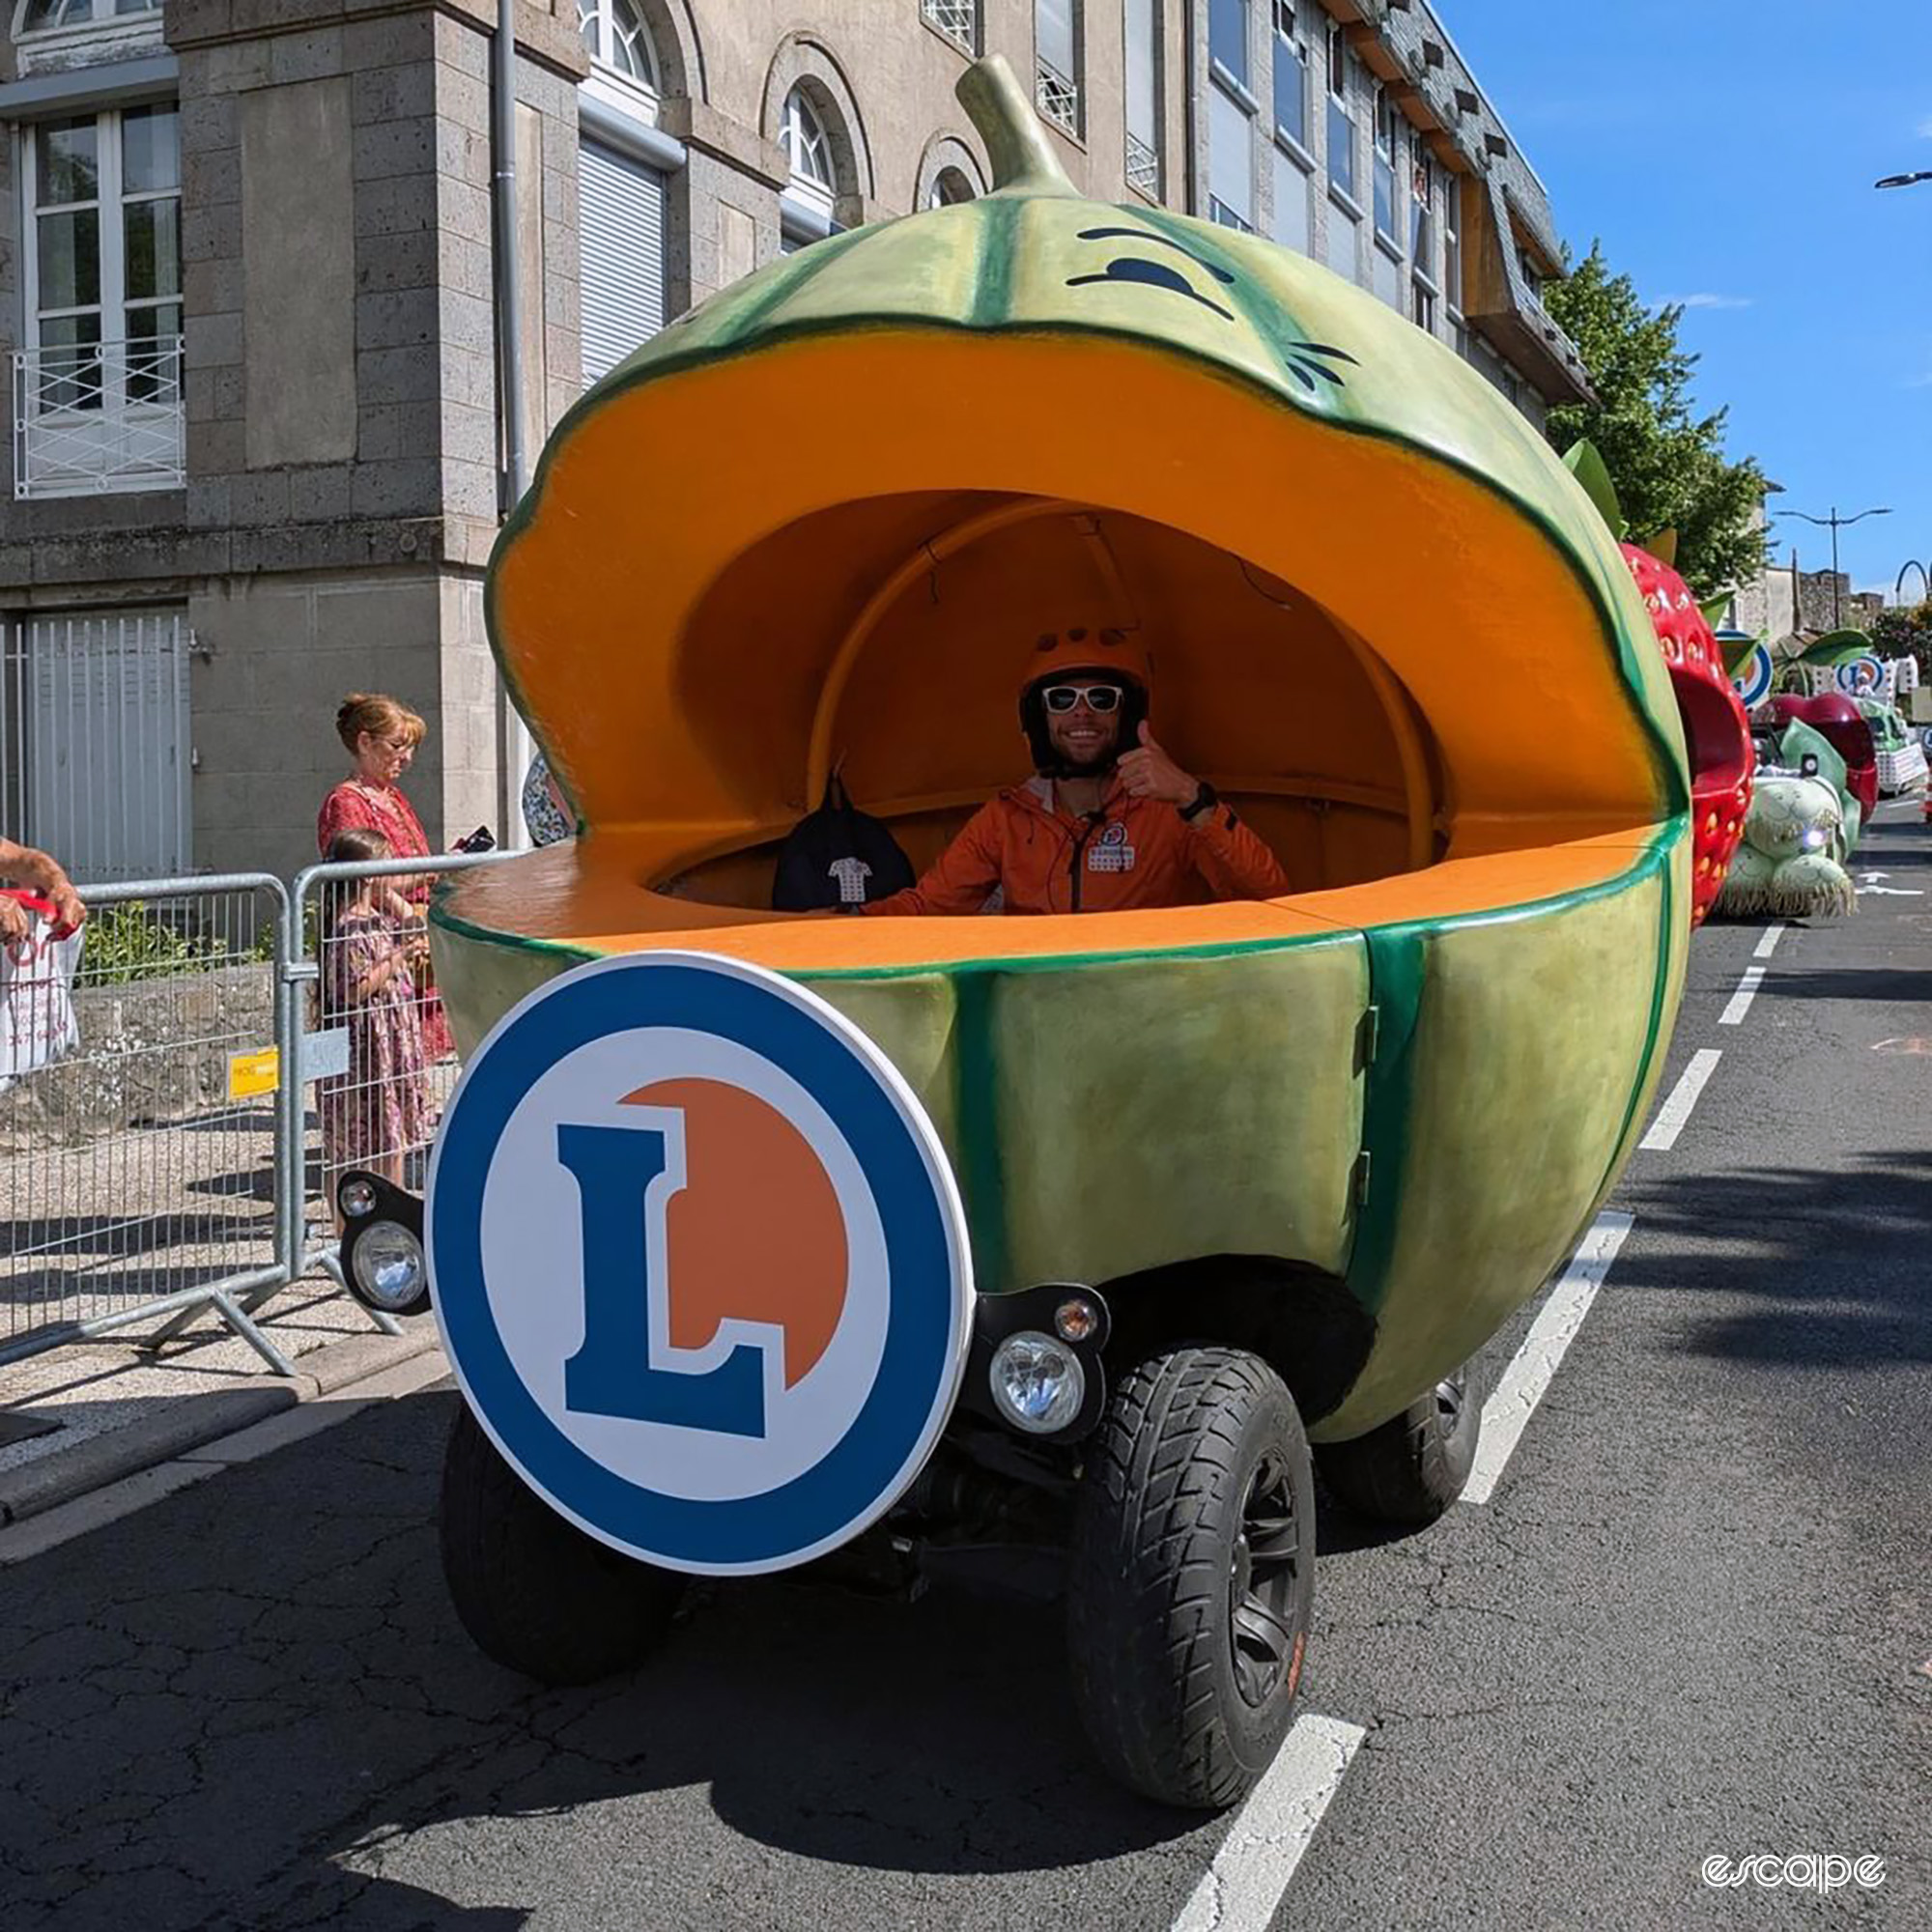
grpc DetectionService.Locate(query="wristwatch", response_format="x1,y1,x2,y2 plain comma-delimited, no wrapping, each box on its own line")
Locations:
1179,781,1218,823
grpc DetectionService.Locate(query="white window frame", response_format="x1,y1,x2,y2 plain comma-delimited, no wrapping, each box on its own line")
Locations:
779,86,838,214
1443,171,1464,326
578,0,659,88
1271,0,1309,155
24,105,180,356
927,167,977,208
1036,0,1084,139
578,0,662,130
920,0,980,55
1123,0,1162,199
1372,82,1401,250
1409,151,1436,273
1209,0,1249,92
10,0,163,73
1325,22,1357,205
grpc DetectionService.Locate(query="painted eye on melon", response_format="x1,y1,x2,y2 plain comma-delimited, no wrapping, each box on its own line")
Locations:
1064,226,1362,390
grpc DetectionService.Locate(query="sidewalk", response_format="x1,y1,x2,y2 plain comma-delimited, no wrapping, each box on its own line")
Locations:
0,1278,443,1527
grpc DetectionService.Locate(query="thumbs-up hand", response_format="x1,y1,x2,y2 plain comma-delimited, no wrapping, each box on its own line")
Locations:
1116,721,1198,807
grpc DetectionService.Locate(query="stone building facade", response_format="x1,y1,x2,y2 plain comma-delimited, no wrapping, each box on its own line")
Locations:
0,0,1584,884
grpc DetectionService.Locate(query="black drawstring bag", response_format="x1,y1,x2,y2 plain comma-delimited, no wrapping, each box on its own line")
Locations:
771,775,916,911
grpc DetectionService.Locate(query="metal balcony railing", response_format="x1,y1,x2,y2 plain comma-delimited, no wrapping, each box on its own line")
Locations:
920,0,977,53
1037,56,1080,136
13,336,186,498
1125,129,1161,199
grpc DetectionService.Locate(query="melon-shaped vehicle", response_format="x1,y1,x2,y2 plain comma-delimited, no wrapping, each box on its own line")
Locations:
397,57,1690,1810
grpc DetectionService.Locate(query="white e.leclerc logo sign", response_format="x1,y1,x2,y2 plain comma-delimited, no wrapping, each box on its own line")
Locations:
426,952,972,1576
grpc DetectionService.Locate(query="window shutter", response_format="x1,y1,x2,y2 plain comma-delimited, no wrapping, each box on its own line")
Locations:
578,139,668,385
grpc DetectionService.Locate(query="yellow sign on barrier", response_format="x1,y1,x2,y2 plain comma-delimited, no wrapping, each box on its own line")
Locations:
228,1046,280,1100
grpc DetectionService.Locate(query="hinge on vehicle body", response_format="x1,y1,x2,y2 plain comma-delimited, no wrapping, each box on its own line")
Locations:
1352,1150,1373,1205
1356,1004,1380,1071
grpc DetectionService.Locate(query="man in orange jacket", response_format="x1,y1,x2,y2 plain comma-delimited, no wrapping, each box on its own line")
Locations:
864,629,1289,917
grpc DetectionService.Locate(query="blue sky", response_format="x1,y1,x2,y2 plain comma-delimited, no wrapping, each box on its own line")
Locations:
1439,0,1932,599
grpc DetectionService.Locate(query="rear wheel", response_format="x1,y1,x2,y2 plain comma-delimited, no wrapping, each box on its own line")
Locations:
439,1404,685,1684
1313,1367,1478,1525
1066,1348,1316,1809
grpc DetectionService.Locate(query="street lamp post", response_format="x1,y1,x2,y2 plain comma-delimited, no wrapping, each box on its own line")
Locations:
1874,170,1932,189
1775,506,1892,628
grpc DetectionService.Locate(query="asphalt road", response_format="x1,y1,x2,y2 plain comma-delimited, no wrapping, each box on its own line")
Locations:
3,811,1928,1931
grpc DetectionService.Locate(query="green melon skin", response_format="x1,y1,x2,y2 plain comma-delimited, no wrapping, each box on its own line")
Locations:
431,831,1684,1443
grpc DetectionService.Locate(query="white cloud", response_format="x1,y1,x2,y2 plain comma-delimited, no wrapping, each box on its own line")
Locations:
1919,116,1932,138
1656,293,1754,312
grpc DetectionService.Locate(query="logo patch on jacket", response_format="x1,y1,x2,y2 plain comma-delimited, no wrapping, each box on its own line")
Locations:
1087,821,1136,873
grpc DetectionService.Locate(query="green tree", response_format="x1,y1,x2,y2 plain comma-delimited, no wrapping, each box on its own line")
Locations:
1542,243,1769,601
1871,600,1932,685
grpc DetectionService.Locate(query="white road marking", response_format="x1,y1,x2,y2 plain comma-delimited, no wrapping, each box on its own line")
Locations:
1753,923,1786,960
1719,966,1766,1027
1639,1049,1722,1151
1463,1212,1634,1506
1172,1715,1367,1932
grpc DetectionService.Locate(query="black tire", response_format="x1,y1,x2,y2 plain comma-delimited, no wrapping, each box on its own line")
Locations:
1066,1348,1316,1810
439,1403,685,1685
1314,1367,1478,1526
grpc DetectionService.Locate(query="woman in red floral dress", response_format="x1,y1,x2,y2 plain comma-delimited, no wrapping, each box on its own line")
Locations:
316,693,453,1060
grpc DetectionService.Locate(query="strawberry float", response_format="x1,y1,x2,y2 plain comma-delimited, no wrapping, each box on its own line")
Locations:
1563,444,1752,925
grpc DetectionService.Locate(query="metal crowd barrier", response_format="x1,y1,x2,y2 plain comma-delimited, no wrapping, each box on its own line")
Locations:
0,850,508,1374
286,851,505,1310
1,873,298,1371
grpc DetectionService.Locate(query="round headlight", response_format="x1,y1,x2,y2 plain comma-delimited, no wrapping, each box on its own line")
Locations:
1054,1294,1099,1344
339,1177,378,1219
989,1331,1085,1435
350,1220,427,1314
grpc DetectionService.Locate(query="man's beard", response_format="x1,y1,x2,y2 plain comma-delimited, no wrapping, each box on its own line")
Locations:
1045,731,1119,779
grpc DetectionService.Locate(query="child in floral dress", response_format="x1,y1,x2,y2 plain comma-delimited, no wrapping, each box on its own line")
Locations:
317,828,432,1204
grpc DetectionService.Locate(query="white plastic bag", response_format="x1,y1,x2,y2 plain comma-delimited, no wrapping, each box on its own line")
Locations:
0,891,82,1090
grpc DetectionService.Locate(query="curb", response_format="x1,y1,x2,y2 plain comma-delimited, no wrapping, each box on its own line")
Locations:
0,1322,442,1529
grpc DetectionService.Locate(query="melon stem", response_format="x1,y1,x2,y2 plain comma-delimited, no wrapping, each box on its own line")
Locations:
956,55,1080,198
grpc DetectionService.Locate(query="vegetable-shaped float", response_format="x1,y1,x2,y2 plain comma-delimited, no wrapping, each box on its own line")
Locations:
426,55,1691,1808
1714,776,1855,920
1561,443,1751,925
1761,693,1876,840
1716,715,1858,920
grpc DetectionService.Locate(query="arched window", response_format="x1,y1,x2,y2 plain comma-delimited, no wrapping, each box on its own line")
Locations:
18,0,159,26
578,0,659,90
780,87,837,201
927,167,976,209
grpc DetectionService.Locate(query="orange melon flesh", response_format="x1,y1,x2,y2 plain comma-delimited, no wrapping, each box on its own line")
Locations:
492,332,1672,856
438,824,1667,980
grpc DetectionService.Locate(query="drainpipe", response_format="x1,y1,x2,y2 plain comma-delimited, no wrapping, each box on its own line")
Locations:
1182,0,1198,216
492,0,534,848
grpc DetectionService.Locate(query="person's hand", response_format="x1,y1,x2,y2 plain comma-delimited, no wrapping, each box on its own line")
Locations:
1116,723,1200,808
0,894,28,947
46,880,85,939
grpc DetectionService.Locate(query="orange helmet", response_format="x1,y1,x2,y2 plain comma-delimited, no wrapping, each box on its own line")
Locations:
1015,626,1153,698
1017,626,1151,774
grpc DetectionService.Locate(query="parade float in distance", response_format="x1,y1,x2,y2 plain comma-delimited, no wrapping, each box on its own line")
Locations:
1712,627,1928,920
1560,443,1751,927
332,58,1694,1810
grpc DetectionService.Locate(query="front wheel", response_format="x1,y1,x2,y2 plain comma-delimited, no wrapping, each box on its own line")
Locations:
1065,1348,1316,1809
439,1404,686,1685
1313,1367,1479,1526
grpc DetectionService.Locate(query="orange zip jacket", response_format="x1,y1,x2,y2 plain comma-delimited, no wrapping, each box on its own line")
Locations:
863,777,1291,917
